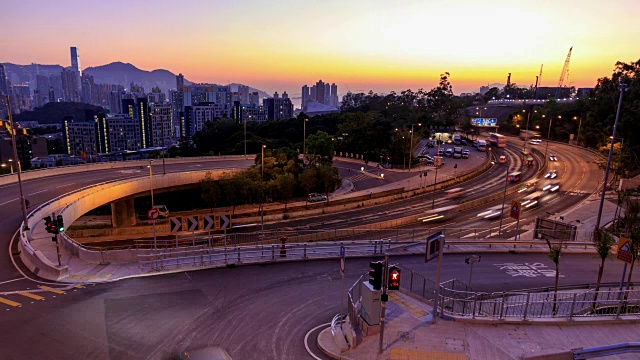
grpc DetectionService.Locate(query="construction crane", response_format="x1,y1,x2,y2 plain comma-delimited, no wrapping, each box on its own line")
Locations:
535,64,543,100
556,47,573,98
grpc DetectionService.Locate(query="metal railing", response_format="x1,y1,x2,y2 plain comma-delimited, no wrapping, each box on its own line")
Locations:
397,265,437,300
438,286,640,320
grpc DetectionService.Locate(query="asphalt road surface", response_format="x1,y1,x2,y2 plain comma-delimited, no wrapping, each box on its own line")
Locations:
0,253,635,360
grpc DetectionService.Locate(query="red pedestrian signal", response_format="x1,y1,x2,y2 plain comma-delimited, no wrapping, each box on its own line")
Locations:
388,265,401,290
454,164,457,169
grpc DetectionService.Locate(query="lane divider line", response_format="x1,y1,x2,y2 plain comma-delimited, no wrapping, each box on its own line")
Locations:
0,297,21,307
17,292,45,300
38,286,65,294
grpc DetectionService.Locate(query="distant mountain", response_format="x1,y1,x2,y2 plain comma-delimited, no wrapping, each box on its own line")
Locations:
2,61,270,100
84,62,184,94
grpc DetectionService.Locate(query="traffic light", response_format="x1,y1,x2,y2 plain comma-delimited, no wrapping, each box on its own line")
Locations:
388,266,401,290
56,215,65,233
44,216,54,234
368,261,384,290
454,163,457,169
423,171,428,177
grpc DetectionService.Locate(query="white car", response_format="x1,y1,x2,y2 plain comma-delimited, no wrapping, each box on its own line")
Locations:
543,183,560,192
545,170,558,179
549,153,558,161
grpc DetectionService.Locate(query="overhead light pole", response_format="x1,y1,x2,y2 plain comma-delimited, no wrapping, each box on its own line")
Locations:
2,95,29,229
596,80,627,229
261,145,266,182
573,116,583,146
148,159,157,249
543,115,561,163
408,123,421,171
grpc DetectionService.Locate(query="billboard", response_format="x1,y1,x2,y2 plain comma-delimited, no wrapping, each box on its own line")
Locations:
534,217,577,242
471,118,497,127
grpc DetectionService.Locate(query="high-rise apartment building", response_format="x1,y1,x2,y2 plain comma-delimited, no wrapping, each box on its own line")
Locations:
263,92,293,121
61,69,80,102
324,83,330,105
149,103,173,147
330,83,338,107
249,92,260,105
301,85,309,109
315,80,325,104
0,64,9,95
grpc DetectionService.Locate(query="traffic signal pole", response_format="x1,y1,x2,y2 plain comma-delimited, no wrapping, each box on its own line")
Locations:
52,212,62,267
378,254,389,354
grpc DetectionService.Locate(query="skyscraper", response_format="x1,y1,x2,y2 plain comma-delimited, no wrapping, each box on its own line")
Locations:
301,85,309,109
70,47,82,76
315,80,325,104
330,83,338,107
324,83,330,105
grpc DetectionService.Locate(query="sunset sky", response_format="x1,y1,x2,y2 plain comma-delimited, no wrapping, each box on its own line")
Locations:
3,0,639,97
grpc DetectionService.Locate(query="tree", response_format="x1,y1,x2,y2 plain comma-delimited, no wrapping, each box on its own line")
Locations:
306,131,334,166
544,236,563,316
200,172,221,209
591,226,615,307
274,173,296,212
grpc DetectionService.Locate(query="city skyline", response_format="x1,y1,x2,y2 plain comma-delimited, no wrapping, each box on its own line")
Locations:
2,0,639,96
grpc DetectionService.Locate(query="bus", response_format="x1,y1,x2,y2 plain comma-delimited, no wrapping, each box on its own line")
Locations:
519,129,541,141
488,133,507,148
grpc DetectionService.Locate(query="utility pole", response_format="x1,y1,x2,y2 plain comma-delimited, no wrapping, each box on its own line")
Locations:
3,95,29,229
596,80,627,229
378,254,389,354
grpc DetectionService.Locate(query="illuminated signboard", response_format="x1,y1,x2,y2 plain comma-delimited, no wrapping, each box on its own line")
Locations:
471,118,497,127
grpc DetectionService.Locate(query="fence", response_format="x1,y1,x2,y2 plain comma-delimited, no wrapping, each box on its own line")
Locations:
397,265,438,300
438,286,640,320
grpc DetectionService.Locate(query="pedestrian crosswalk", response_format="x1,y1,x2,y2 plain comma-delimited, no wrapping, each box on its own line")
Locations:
346,172,381,182
0,284,86,310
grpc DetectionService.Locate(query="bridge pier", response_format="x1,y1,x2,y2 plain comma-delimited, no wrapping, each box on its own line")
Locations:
111,198,137,228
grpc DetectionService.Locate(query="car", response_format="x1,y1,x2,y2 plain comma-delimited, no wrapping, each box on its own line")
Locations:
525,157,535,167
477,205,503,220
529,139,542,145
543,183,560,192
498,155,507,164
438,149,444,156
462,150,470,159
418,155,434,164
461,139,468,146
445,148,453,157
427,140,435,148
545,170,558,179
308,193,327,202
549,153,558,161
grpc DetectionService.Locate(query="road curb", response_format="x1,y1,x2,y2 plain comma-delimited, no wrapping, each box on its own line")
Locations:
316,327,355,360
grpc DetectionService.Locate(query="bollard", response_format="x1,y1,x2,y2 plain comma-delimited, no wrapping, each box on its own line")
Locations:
303,243,307,258
237,247,241,263
472,298,477,319
271,245,275,261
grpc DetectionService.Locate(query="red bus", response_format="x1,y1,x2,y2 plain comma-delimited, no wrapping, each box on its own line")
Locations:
489,133,507,148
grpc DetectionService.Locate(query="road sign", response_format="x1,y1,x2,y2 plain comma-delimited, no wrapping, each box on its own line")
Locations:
510,200,521,220
617,237,633,264
203,215,215,230
147,208,159,220
465,255,481,265
219,214,231,229
534,217,577,242
169,217,182,232
425,231,444,262
187,216,198,231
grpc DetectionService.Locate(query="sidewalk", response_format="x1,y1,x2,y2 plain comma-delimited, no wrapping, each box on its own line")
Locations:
317,290,640,360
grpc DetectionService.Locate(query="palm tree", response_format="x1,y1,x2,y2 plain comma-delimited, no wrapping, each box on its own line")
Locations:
592,226,614,309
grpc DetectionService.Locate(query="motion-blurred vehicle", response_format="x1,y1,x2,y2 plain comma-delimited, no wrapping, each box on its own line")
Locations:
544,170,558,179
549,153,558,161
445,188,465,198
543,183,560,192
477,205,503,220
521,191,544,208
498,155,507,164
525,157,535,167
418,205,458,223
508,171,522,183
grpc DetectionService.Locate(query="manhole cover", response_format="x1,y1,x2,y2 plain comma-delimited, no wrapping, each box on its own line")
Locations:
445,338,465,352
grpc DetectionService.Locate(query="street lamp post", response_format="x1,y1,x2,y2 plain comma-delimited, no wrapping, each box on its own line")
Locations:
260,144,267,252
244,115,248,157
573,116,583,146
148,159,156,248
497,157,511,238
543,115,560,163
261,145,266,181
303,118,308,158
408,123,422,171
2,95,29,230
522,108,531,155
596,81,627,229
431,134,442,209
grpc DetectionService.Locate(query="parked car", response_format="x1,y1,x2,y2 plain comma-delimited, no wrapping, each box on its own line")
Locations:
438,149,444,156
445,148,453,157
461,139,468,146
308,193,327,202
462,150,470,159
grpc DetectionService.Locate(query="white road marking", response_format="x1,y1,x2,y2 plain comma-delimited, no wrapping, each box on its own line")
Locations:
304,322,332,360
28,190,47,196
0,198,18,206
56,183,76,188
0,278,25,285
